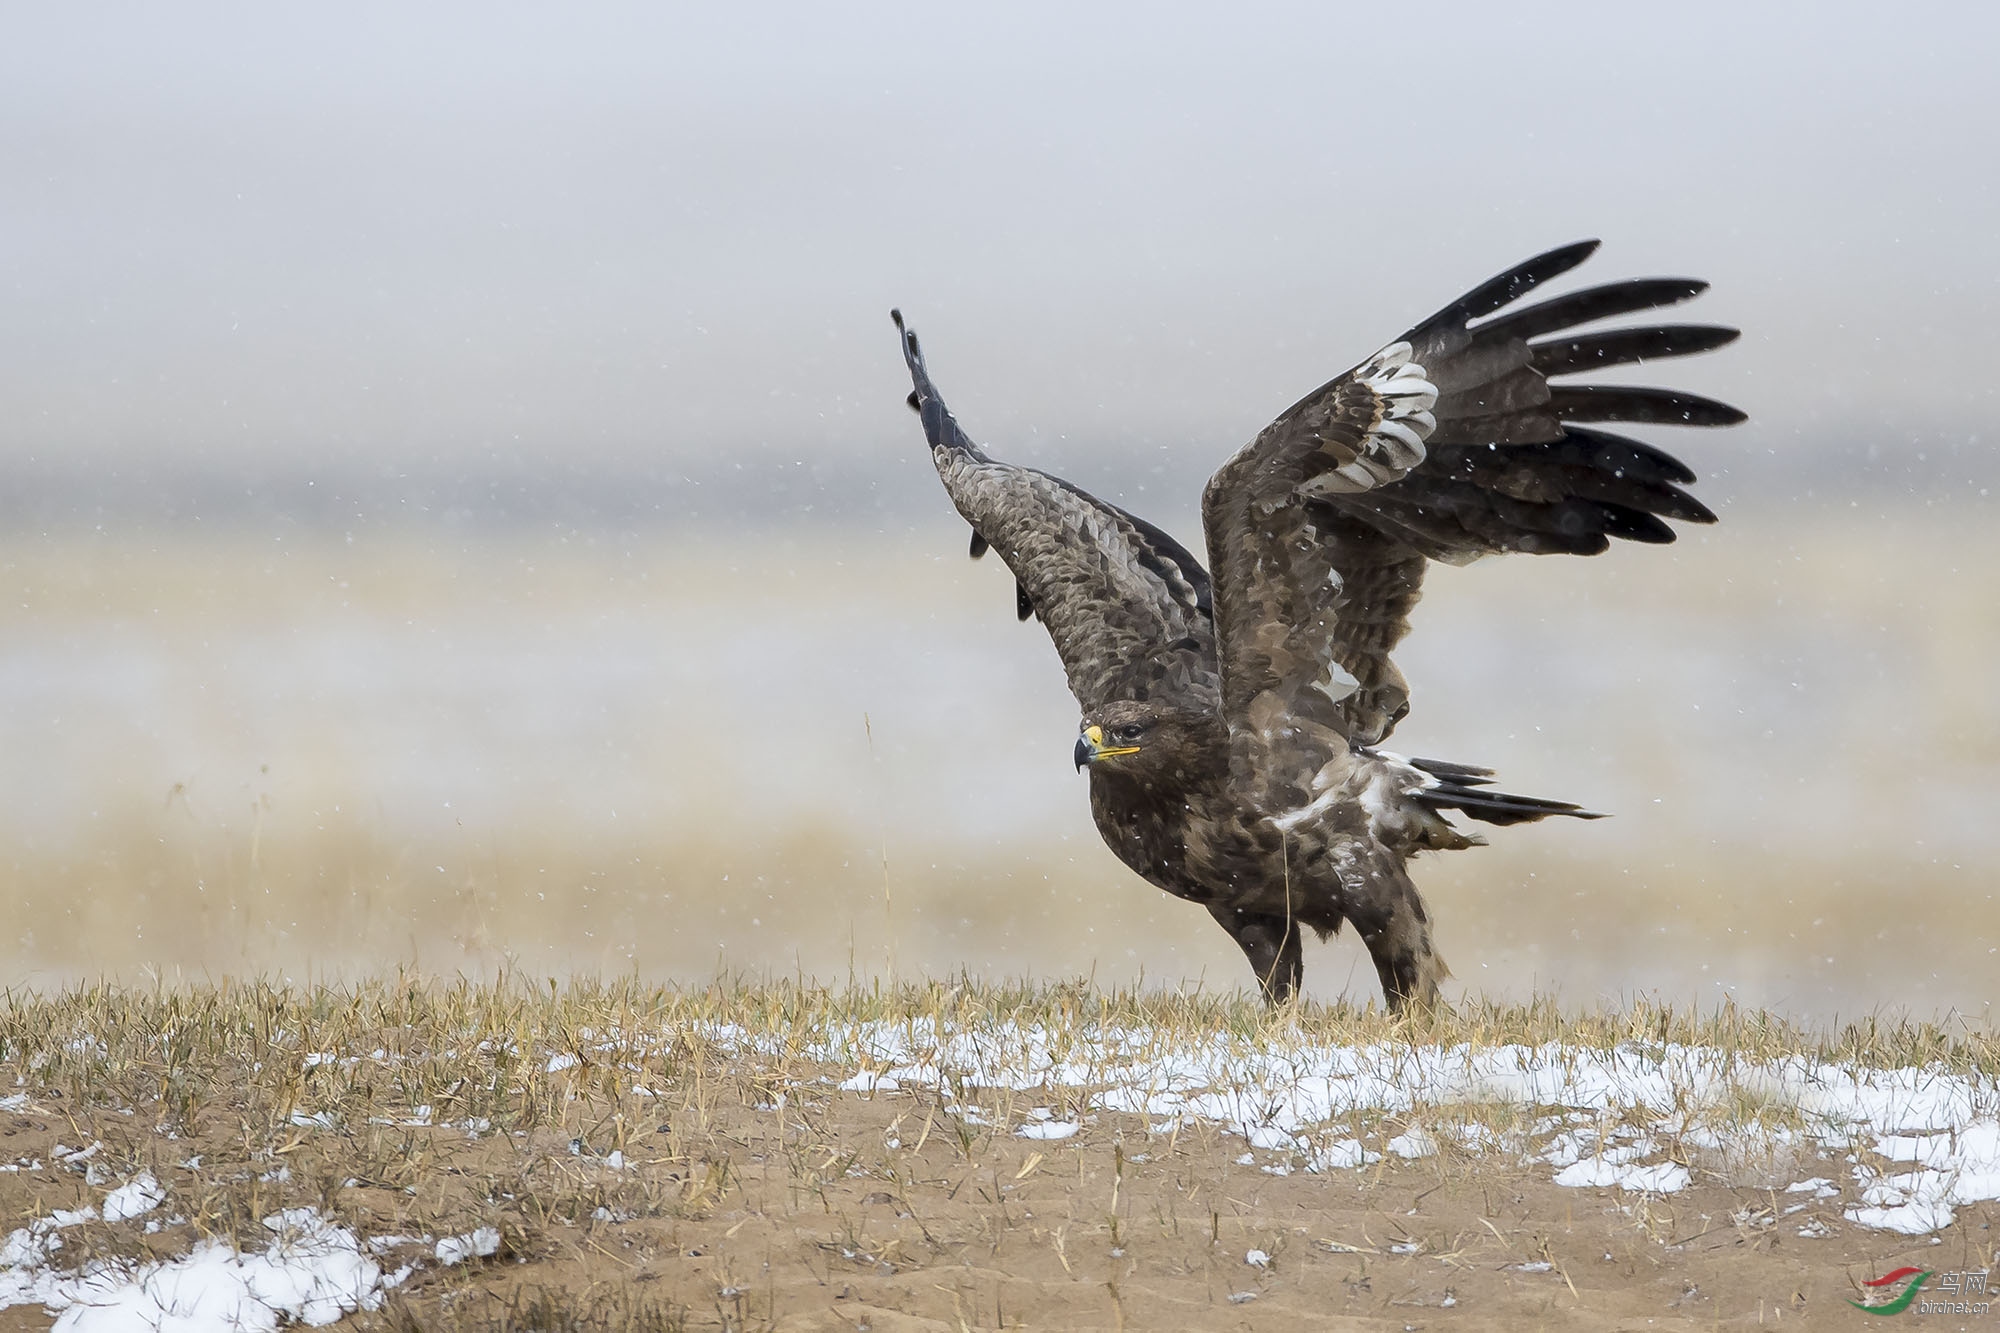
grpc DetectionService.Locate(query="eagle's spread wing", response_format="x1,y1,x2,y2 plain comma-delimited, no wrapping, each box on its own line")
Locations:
893,312,1218,713
1202,240,1743,750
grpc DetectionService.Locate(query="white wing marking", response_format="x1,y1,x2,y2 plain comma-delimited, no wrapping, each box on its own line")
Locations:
1300,341,1440,498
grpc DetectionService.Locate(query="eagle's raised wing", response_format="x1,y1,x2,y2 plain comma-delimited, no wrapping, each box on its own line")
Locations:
1201,241,1743,753
893,312,1218,713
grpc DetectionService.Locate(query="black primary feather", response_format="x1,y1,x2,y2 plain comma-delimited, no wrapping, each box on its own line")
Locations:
1481,278,1712,342
1530,324,1739,376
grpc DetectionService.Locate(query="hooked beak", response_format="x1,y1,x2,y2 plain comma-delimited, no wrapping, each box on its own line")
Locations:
1073,724,1140,771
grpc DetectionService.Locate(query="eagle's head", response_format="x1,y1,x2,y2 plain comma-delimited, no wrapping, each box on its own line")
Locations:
1073,699,1214,780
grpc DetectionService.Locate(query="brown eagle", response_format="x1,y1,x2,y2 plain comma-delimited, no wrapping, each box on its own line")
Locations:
891,241,1741,1010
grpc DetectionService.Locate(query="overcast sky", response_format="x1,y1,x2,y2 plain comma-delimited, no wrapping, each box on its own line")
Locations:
3,2,1996,522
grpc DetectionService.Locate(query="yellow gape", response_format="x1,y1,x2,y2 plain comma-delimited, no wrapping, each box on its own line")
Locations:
1079,725,1139,760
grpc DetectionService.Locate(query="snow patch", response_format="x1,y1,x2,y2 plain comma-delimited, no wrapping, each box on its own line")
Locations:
774,1017,2000,1234
838,1070,899,1093
1016,1120,1079,1141
1,1207,387,1330
435,1228,501,1266
1554,1159,1691,1193
102,1174,165,1223
1387,1128,1437,1159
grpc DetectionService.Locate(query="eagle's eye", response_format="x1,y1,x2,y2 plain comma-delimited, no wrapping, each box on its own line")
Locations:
1112,723,1145,744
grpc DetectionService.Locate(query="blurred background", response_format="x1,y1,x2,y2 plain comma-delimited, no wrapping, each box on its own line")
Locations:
2,3,1994,1020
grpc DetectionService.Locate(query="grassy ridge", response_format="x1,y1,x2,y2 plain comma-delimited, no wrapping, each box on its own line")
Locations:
9,974,2000,1123
7,976,2000,1162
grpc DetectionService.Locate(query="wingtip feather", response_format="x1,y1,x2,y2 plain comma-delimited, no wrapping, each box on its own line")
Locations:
891,308,924,368
1421,239,1605,331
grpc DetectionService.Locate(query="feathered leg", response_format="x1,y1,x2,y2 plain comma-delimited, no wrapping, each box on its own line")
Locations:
1343,859,1445,1012
1205,905,1304,1005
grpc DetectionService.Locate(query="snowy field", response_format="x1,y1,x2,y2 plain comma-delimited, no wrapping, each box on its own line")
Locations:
2,981,1995,1327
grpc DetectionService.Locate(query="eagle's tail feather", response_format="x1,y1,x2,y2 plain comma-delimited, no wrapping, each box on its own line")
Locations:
1409,759,1607,827
1405,756,1498,787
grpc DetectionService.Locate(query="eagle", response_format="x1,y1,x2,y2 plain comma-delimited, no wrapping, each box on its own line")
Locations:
890,241,1742,1010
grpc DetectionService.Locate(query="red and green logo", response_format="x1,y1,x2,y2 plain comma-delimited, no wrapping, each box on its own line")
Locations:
1850,1267,1930,1315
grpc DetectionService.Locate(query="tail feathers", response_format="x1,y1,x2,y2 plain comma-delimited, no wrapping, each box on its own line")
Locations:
1406,756,1497,787
1410,759,1607,827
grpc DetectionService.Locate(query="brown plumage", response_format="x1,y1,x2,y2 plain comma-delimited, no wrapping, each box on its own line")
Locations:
891,241,1742,1009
